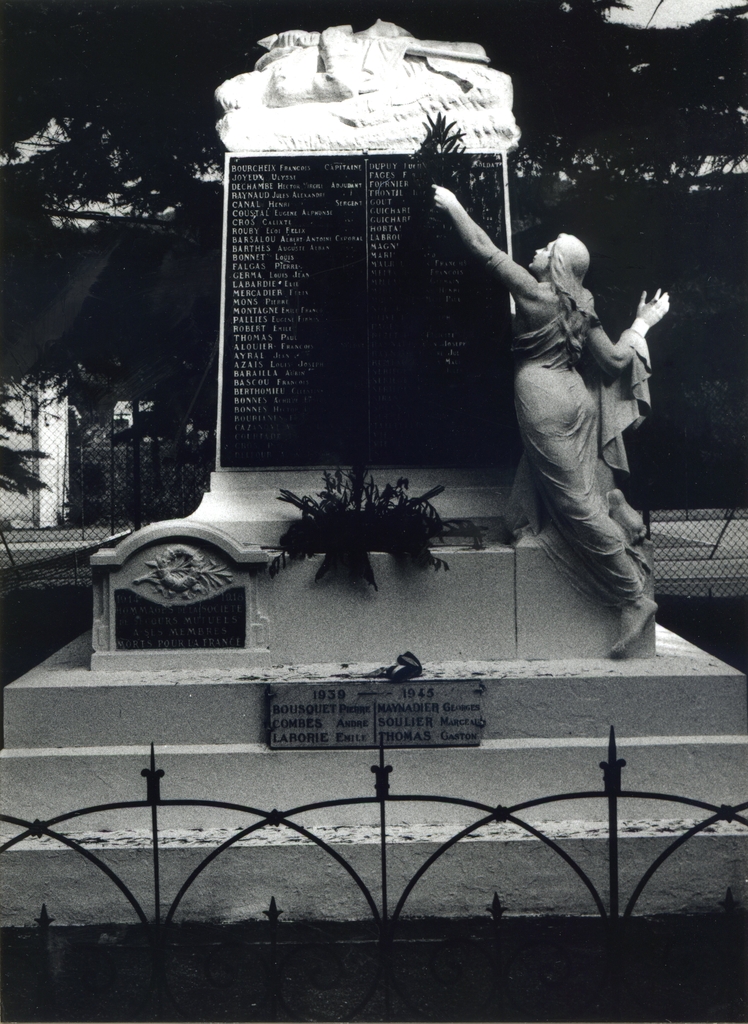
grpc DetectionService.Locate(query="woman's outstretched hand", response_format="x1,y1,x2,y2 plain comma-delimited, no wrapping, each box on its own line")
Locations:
637,288,670,327
432,185,458,212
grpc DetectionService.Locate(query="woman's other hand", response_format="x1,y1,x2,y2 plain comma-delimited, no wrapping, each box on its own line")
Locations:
636,288,670,327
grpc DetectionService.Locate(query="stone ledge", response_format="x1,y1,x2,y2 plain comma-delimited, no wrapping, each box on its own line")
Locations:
85,501,659,665
1,824,744,925
90,520,269,567
4,736,748,758
2,738,745,828
14,624,743,686
5,626,744,748
4,819,745,850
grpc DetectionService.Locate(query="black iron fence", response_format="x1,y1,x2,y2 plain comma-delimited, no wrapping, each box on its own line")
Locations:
2,730,746,1021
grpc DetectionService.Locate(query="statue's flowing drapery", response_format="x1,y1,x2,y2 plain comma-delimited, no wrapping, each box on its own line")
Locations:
505,310,652,607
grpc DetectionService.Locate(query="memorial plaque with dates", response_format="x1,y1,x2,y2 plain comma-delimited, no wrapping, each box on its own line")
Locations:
267,681,486,749
115,588,246,650
220,153,515,469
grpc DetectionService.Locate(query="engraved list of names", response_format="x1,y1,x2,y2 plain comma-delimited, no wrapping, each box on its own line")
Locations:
221,154,510,469
268,681,486,749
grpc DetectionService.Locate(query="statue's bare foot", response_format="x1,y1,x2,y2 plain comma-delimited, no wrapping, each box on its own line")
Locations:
611,596,657,659
608,489,646,545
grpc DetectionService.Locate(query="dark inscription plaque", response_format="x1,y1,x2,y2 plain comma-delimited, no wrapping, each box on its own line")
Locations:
267,681,486,749
223,156,368,466
221,153,515,469
115,588,246,650
366,154,510,465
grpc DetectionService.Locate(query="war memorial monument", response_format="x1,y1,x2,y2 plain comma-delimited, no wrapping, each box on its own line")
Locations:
1,20,745,937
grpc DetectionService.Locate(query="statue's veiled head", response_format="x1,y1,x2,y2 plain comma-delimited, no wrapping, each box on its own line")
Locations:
530,234,594,346
530,233,590,284
551,233,590,284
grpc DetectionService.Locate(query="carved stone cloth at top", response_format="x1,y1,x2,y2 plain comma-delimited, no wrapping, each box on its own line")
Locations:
215,20,521,153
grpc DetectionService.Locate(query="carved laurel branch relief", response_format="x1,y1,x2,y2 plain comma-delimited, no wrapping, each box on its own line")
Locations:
132,545,233,601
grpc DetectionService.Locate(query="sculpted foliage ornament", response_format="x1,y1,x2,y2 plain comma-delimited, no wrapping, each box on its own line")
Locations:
133,546,233,601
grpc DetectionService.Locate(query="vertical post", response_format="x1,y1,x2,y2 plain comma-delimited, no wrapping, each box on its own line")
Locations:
141,743,164,925
141,743,165,1012
371,738,393,1016
720,888,744,1020
263,897,283,1022
609,793,619,919
109,409,116,537
600,726,626,1017
599,726,626,920
684,423,689,518
501,148,515,317
488,892,505,1015
132,400,142,531
371,738,392,929
78,432,86,540
35,903,55,1018
30,388,41,529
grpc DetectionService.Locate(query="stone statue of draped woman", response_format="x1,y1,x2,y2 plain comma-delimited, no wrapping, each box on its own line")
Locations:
433,186,670,658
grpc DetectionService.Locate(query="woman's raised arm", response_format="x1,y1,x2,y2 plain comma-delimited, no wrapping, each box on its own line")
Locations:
432,186,541,303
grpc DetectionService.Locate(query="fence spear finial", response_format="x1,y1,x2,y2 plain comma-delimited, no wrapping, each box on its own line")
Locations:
371,736,393,800
721,887,739,914
141,742,165,805
263,896,283,926
488,892,504,927
600,726,626,794
35,903,54,929
607,726,617,768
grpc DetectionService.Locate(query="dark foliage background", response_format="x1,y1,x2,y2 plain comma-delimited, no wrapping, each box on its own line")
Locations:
1,0,746,507
0,3,746,756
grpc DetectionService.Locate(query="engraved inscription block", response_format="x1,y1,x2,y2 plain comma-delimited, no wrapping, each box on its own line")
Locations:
223,156,368,466
267,681,486,749
221,153,513,469
115,588,246,650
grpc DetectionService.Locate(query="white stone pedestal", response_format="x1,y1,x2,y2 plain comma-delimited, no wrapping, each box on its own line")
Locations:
88,471,655,670
2,627,745,925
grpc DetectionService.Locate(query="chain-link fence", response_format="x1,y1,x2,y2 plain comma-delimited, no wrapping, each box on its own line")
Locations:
0,391,212,595
1,389,746,600
648,508,748,598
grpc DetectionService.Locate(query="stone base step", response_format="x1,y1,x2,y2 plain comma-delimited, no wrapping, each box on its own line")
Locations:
3,628,745,929
2,734,746,829
5,627,745,749
1,822,745,926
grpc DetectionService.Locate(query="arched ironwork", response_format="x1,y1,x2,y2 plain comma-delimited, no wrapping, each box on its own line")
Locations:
2,729,746,1020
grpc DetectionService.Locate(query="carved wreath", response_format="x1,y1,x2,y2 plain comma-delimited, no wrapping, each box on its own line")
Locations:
132,546,233,600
